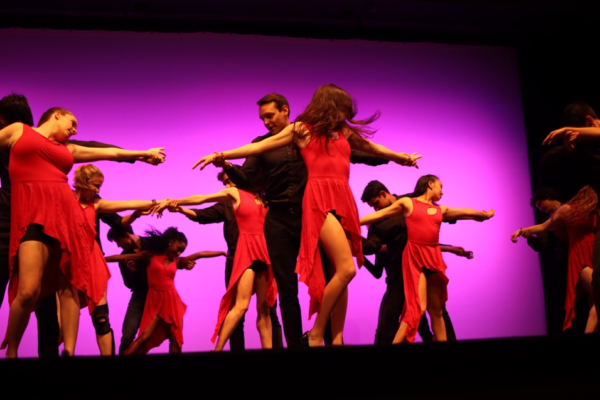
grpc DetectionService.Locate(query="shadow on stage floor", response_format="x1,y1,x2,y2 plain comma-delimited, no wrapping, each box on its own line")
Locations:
1,335,598,399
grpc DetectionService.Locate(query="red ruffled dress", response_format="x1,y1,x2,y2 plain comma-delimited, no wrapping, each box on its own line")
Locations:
561,210,597,331
133,255,187,353
296,130,363,318
82,204,111,313
6,125,94,312
401,198,449,343
211,189,277,343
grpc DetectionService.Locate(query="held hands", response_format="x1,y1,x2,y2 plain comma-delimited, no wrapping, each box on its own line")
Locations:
473,209,495,222
396,152,422,169
213,152,233,169
139,148,167,165
149,198,173,217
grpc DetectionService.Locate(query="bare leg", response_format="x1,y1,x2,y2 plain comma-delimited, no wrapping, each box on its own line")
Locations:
93,291,113,356
125,315,161,355
330,286,348,345
426,273,447,342
5,240,50,358
580,267,598,333
57,271,80,355
308,213,357,347
214,268,255,352
393,272,427,344
254,271,272,349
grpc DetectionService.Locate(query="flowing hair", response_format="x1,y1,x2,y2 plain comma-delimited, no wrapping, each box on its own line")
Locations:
144,227,188,255
410,175,440,204
293,84,379,149
73,164,104,192
563,185,599,225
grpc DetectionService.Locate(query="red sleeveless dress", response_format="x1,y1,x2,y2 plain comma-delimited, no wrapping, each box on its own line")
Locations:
296,130,363,318
6,125,94,308
401,198,449,343
82,204,111,313
133,255,187,353
211,189,277,343
561,211,596,331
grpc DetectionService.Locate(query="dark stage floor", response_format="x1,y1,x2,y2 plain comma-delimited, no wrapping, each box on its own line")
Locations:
1,335,598,399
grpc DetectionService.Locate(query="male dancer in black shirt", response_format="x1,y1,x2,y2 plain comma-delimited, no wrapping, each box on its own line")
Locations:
218,93,389,347
361,180,472,344
107,225,152,355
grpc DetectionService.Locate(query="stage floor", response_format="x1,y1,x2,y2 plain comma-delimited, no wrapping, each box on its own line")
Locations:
1,335,598,399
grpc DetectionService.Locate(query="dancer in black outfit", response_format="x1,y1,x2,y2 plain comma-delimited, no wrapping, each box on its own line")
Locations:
216,93,389,347
361,181,471,344
168,170,283,351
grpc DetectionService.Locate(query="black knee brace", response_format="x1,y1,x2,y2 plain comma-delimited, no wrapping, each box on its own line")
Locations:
92,304,112,336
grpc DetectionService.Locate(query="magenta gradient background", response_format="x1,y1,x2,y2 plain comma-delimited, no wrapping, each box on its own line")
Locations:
0,28,544,356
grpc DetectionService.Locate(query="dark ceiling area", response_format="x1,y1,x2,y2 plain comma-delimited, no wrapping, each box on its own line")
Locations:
0,0,597,45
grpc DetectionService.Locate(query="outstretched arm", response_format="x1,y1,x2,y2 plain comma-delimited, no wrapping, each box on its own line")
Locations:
510,218,553,243
544,126,600,145
177,251,227,270
105,251,152,263
154,188,239,216
441,206,495,221
95,199,168,214
67,144,166,164
192,123,298,170
360,197,411,226
347,133,421,168
440,245,474,259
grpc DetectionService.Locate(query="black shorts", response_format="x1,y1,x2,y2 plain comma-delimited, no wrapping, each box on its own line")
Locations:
20,224,57,246
249,260,268,274
423,267,437,276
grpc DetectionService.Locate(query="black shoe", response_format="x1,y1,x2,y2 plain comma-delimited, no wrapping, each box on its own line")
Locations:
61,349,72,357
301,331,310,348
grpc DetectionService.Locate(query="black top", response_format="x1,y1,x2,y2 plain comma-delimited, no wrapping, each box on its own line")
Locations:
118,236,151,292
226,132,389,205
187,202,237,266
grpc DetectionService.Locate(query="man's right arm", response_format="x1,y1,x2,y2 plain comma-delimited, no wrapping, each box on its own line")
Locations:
188,203,227,224
225,136,264,187
362,224,385,279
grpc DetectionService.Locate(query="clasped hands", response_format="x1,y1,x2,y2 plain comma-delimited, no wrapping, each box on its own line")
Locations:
543,128,579,151
138,147,167,165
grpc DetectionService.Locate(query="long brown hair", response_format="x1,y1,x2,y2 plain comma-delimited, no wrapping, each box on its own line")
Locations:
294,84,379,147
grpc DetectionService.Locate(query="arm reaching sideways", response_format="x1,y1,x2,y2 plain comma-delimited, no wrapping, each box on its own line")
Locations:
153,188,240,215
177,251,228,270
510,206,567,243
192,123,298,170
543,126,600,145
105,251,152,264
440,245,474,259
347,133,421,168
95,199,168,214
441,206,495,221
360,197,413,226
67,144,166,164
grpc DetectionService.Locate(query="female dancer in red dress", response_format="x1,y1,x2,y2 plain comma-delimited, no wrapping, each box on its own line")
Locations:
105,227,226,354
0,107,165,358
192,84,420,347
73,164,170,355
511,185,598,333
156,185,277,351
360,175,494,343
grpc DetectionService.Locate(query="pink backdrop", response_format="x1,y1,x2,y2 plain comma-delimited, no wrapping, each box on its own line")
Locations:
0,28,544,356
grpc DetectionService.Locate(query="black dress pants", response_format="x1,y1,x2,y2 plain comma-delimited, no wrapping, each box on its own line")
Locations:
592,222,600,329
264,206,304,348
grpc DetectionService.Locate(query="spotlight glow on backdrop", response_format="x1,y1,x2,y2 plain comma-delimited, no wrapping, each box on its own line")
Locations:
0,28,543,356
